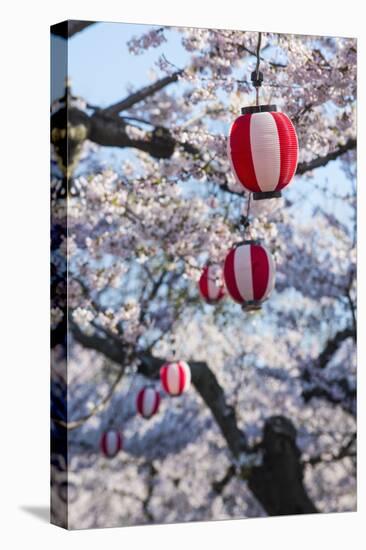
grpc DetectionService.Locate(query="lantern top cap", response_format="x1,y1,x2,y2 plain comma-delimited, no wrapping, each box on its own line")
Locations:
241,104,277,115
234,239,264,247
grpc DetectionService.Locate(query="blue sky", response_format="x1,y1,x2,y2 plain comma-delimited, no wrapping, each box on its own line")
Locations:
52,22,189,104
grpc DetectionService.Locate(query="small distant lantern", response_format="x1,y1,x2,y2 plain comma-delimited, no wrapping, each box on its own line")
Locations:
198,265,225,304
100,429,123,458
223,240,275,310
160,361,191,396
227,105,298,200
136,387,160,419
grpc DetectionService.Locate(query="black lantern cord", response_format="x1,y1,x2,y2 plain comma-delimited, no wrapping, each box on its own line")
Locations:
239,32,261,237
245,192,252,235
170,333,177,358
255,32,262,79
239,191,252,238
252,31,263,106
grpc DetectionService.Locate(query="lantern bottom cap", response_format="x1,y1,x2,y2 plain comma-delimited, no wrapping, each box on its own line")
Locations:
241,300,262,312
253,191,282,201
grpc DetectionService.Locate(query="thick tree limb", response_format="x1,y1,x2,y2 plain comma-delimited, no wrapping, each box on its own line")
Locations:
302,383,356,415
296,138,356,175
104,71,182,115
89,113,180,159
314,327,355,370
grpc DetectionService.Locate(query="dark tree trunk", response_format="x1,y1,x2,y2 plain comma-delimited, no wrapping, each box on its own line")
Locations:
248,416,318,515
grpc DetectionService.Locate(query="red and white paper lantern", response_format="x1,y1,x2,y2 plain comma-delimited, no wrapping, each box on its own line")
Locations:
136,387,160,419
100,429,123,458
160,361,191,396
223,240,275,309
227,105,298,200
198,265,225,304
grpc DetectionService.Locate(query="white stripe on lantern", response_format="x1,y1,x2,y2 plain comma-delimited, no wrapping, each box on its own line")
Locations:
207,266,220,300
262,246,276,300
234,245,254,301
180,361,191,391
167,362,180,395
143,388,156,417
106,431,118,456
250,113,281,192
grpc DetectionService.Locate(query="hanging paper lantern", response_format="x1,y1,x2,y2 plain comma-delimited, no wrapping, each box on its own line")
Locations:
136,386,160,419
160,361,191,396
100,429,123,458
227,105,298,200
223,240,275,310
198,265,225,304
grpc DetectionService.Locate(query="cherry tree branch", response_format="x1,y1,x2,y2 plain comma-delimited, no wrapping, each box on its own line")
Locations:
302,383,356,415
304,433,356,466
301,326,356,416
296,138,356,175
103,71,182,115
88,112,197,158
314,327,356,369
52,321,129,430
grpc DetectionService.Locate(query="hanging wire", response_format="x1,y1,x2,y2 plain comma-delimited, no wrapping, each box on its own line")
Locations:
180,74,315,89
159,50,320,90
255,33,262,77
244,192,252,238
254,32,262,106
170,332,177,360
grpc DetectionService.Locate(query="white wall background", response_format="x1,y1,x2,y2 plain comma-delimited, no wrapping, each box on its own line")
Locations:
0,0,364,548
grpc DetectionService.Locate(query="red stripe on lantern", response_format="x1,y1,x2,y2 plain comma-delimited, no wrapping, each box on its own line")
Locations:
136,388,145,415
250,244,269,301
100,432,107,456
198,267,209,299
116,432,122,453
223,248,243,303
160,364,170,394
152,392,160,415
229,115,262,193
271,112,298,191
